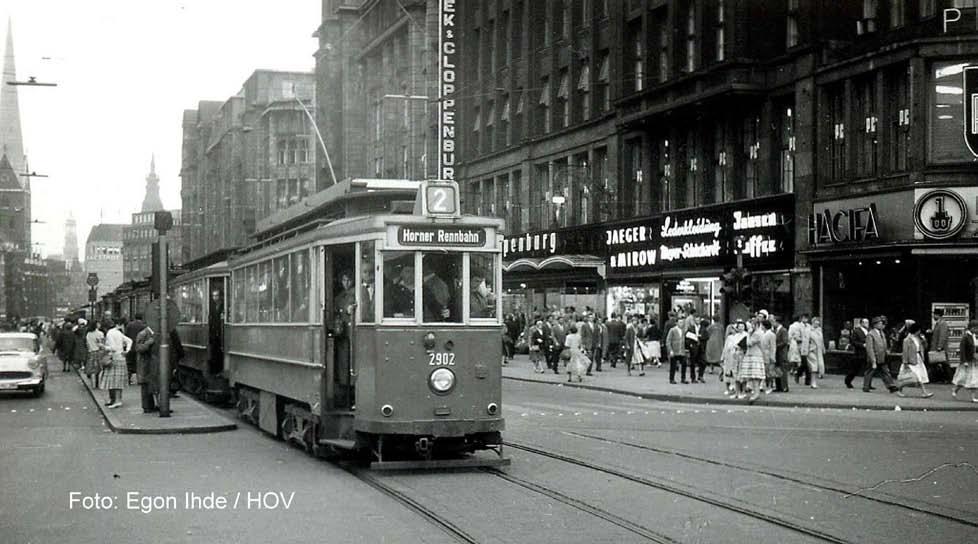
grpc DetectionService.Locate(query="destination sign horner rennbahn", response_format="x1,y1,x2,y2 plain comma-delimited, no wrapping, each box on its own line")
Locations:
398,226,486,247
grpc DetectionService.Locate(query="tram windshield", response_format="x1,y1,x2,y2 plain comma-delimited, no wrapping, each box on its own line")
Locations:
375,250,498,323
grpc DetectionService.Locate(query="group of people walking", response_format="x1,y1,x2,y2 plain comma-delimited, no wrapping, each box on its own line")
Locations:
48,311,185,412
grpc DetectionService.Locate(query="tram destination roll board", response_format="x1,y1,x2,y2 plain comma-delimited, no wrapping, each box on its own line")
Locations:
397,225,487,247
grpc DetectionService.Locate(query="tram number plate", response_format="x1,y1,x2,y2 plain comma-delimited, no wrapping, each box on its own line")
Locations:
428,352,456,366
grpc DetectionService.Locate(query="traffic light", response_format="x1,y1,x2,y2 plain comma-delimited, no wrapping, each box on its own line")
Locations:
738,269,754,306
720,269,739,297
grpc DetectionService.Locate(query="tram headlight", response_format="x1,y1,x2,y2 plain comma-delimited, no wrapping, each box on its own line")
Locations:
429,368,455,394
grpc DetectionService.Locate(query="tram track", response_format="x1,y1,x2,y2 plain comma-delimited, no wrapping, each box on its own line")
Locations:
561,429,978,530
481,467,681,544
339,463,482,544
504,440,850,544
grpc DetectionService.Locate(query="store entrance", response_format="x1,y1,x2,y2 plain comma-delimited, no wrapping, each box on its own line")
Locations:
662,278,721,324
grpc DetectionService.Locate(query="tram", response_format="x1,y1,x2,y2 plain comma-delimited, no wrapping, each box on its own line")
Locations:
170,255,231,403
226,178,508,468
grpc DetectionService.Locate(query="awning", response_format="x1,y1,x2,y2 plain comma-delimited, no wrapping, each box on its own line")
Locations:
504,254,605,276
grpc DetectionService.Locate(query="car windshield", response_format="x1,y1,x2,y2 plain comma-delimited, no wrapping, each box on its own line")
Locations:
0,337,34,352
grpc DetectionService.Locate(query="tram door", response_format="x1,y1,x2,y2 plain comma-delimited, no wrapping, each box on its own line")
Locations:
207,278,225,375
325,244,356,410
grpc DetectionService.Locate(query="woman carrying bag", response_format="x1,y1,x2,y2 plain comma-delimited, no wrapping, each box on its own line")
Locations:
896,322,933,398
84,320,105,389
951,320,978,402
101,317,134,408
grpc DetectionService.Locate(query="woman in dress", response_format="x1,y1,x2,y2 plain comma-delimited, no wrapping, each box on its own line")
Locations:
563,325,590,383
84,320,105,389
721,321,747,396
951,319,978,402
896,322,933,398
101,317,133,408
529,319,546,374
738,319,767,402
809,317,827,383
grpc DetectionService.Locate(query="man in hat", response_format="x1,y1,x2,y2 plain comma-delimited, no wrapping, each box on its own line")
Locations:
846,318,871,388
930,308,954,383
864,316,899,393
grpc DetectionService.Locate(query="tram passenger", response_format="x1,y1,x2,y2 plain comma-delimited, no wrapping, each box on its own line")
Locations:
334,271,355,408
469,274,491,318
422,269,452,322
385,265,415,318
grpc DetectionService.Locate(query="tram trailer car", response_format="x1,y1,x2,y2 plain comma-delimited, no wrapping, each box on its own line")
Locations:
170,261,231,403
226,201,509,468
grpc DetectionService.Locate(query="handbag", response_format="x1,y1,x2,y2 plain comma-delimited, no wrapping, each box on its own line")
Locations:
98,349,113,371
927,350,947,364
559,348,571,362
897,363,916,382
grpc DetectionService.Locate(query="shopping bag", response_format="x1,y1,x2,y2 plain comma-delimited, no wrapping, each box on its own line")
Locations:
927,350,947,364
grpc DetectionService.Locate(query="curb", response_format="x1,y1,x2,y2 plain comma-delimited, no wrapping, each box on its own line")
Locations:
503,375,978,412
75,368,238,434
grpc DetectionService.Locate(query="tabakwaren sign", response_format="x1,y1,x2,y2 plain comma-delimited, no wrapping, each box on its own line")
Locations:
502,194,794,275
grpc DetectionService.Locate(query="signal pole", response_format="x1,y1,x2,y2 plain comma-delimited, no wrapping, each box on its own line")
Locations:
154,211,173,417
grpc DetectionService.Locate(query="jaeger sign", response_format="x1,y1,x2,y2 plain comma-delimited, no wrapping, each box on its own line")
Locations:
605,194,793,275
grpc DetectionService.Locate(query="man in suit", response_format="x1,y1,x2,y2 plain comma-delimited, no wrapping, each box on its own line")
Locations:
864,316,899,393
666,320,688,383
773,315,790,392
593,316,608,373
930,308,954,383
579,313,594,375
846,318,870,389
606,313,625,367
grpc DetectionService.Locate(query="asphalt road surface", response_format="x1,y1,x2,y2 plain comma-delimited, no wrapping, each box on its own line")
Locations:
2,371,976,543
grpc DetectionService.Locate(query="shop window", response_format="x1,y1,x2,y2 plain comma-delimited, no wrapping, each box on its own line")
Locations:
422,253,462,323
930,61,973,163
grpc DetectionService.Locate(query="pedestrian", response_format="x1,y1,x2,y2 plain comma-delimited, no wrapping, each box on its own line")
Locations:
550,315,566,373
684,321,701,383
896,322,933,398
929,308,954,383
645,318,662,368
772,315,790,393
951,320,978,402
57,320,75,372
809,317,827,382
580,313,595,376
84,320,105,389
124,313,146,385
563,325,589,383
722,321,747,396
865,316,900,394
790,314,813,386
846,318,870,388
606,313,625,368
592,315,607,373
704,316,724,376
760,319,777,394
134,324,158,413
529,319,546,374
101,317,132,408
737,319,766,402
666,318,689,384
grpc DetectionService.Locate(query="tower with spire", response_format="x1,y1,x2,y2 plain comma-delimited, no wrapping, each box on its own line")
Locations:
0,18,26,182
141,154,164,212
63,212,79,263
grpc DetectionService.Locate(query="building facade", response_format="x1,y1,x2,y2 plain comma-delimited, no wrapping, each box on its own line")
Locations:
180,71,316,263
84,224,125,296
123,209,182,283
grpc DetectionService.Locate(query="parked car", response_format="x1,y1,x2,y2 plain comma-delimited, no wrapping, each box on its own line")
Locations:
0,333,46,397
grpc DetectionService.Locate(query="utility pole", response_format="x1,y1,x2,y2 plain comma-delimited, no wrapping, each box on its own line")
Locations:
154,211,173,417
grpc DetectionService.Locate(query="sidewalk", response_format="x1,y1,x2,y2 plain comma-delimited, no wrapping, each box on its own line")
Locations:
503,354,978,411
72,360,237,434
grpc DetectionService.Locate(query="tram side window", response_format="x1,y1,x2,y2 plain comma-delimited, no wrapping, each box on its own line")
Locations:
232,272,245,323
291,250,309,322
246,265,259,322
359,241,376,323
383,251,415,319
258,261,273,322
422,253,462,323
469,254,497,320
274,256,290,322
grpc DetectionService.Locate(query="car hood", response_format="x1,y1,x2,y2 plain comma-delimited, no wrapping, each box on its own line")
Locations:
0,352,36,371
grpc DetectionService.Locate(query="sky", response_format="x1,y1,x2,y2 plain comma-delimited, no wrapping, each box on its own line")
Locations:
0,0,319,261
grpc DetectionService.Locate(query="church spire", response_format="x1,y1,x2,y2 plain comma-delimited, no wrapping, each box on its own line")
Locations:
1,18,26,186
141,154,164,212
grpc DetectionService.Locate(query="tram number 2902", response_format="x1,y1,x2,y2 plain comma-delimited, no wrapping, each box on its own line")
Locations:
428,352,456,366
